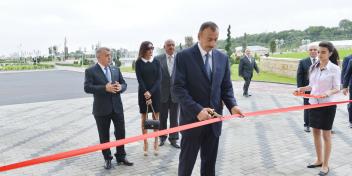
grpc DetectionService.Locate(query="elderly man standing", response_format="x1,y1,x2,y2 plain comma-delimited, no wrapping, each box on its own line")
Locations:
296,44,318,132
84,47,133,169
238,48,259,97
154,39,180,148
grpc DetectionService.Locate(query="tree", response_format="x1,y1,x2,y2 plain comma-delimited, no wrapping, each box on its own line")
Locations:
225,25,233,60
269,40,276,54
242,33,247,52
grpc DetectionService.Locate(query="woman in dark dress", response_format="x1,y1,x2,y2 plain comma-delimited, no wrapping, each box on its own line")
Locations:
135,41,161,156
294,42,340,176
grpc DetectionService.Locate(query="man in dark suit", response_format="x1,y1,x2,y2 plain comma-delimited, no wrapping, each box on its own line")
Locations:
84,47,133,169
341,54,352,128
154,39,180,148
173,21,244,176
238,48,259,97
296,44,318,132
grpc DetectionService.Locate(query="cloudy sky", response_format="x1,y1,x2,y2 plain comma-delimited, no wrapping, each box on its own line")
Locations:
0,0,351,56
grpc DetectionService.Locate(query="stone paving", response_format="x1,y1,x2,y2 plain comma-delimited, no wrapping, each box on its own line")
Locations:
0,79,352,175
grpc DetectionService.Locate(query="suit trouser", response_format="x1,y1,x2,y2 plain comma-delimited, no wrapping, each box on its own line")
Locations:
178,125,219,176
94,112,126,160
348,87,352,123
303,97,310,127
159,96,179,141
243,76,252,95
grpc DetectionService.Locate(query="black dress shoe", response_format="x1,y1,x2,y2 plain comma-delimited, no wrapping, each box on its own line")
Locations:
304,126,311,132
104,160,112,170
159,140,165,146
117,158,133,166
318,168,329,176
307,163,322,168
170,141,180,149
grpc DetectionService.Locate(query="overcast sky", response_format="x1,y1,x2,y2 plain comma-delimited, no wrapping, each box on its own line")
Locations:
0,0,351,56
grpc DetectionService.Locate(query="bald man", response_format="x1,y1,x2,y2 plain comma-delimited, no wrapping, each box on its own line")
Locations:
154,39,180,148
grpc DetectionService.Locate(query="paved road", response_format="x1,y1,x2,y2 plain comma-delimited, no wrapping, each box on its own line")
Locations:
0,79,351,176
0,70,138,106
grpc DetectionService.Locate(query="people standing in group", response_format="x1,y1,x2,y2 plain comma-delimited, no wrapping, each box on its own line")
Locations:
294,41,340,176
173,21,244,176
84,47,133,170
341,53,352,128
238,48,259,97
154,39,180,148
296,44,319,132
135,41,162,156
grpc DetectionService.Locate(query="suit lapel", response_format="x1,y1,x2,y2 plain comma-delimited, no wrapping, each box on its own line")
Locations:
211,51,218,85
95,64,108,83
110,66,119,83
192,45,211,82
161,54,170,78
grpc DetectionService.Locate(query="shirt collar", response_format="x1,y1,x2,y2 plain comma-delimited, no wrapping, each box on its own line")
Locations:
141,57,153,63
166,53,175,59
310,57,317,63
315,61,333,71
97,62,108,70
197,42,212,57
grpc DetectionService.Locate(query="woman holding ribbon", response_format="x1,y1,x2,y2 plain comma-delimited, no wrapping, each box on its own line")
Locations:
294,41,340,176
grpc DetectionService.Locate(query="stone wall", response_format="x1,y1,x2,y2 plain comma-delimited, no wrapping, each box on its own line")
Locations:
258,57,299,78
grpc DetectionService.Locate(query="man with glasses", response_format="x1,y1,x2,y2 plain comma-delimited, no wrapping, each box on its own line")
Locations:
297,44,318,132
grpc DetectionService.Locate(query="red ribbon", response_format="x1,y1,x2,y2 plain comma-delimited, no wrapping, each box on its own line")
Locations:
294,93,324,99
1,100,351,172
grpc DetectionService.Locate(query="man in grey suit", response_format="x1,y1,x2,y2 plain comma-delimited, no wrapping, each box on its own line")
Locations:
238,48,259,97
154,39,180,148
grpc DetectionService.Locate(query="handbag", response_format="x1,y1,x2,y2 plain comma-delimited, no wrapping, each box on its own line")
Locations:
143,103,160,130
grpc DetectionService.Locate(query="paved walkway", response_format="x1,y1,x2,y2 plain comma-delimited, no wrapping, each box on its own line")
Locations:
0,71,351,175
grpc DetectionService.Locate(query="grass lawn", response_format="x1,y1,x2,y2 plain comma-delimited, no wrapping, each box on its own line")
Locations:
119,66,134,73
272,48,352,59
117,65,296,84
231,64,296,84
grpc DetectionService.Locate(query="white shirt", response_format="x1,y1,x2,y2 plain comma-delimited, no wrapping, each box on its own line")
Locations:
310,57,317,64
308,61,341,104
197,43,212,71
141,57,154,63
97,62,111,79
166,54,175,75
245,54,252,63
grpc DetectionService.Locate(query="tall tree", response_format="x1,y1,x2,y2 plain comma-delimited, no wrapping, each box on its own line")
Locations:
242,33,247,52
225,25,233,58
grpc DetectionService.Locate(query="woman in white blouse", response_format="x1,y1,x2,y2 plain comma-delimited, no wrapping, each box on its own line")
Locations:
294,41,340,176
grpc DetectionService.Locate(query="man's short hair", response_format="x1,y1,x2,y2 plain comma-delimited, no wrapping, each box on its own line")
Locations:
199,21,218,33
96,47,110,58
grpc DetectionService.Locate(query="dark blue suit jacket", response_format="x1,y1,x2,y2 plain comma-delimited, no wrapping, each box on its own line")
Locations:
172,44,238,137
84,64,127,116
296,57,313,88
342,55,352,88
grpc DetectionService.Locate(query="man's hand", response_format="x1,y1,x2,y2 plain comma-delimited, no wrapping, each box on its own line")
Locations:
231,106,244,118
105,82,118,93
197,108,213,121
144,91,151,99
343,88,349,95
113,81,122,92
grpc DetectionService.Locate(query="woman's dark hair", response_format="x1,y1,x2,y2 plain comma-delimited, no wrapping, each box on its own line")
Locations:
137,41,153,60
319,41,339,65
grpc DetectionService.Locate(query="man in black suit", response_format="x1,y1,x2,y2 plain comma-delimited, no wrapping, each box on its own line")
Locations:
173,21,244,176
84,47,133,169
341,54,352,128
238,48,259,97
154,39,180,148
296,44,318,132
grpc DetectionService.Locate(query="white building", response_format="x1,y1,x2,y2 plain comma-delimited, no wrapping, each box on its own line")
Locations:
235,46,269,56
